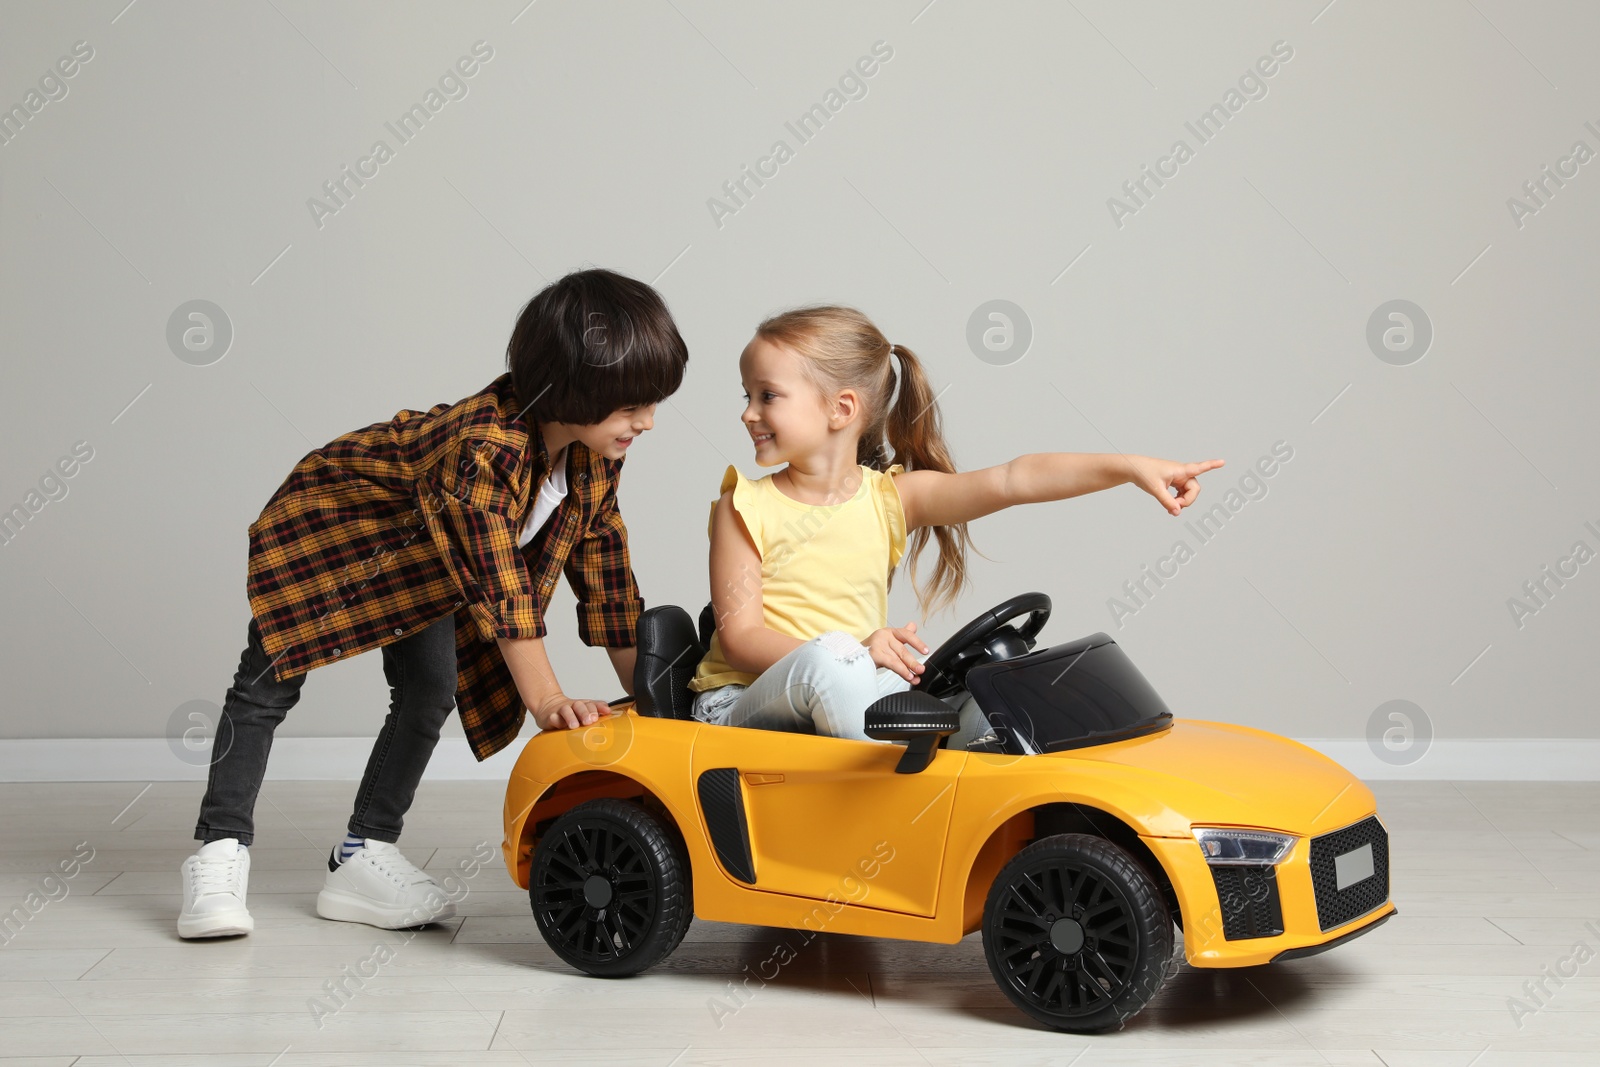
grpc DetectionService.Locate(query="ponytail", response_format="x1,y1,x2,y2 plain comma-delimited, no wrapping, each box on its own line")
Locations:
756,306,974,617
882,344,973,616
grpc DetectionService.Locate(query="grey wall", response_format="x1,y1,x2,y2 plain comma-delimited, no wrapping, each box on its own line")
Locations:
2,1,1595,761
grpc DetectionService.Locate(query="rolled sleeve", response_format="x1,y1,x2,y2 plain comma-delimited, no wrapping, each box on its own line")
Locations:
564,474,643,647
418,440,548,643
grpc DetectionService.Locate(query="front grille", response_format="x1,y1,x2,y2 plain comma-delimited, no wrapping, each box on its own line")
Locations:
1308,815,1389,931
1211,865,1284,940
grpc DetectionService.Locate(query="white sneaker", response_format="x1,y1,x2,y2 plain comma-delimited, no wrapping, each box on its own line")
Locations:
315,839,455,929
178,838,254,939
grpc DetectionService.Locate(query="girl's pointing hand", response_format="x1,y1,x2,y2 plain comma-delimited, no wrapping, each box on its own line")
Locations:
1128,456,1226,516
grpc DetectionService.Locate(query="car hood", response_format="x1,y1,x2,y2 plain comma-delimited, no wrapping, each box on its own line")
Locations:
1041,718,1374,836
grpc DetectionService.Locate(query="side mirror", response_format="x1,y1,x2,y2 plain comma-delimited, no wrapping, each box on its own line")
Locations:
864,692,960,774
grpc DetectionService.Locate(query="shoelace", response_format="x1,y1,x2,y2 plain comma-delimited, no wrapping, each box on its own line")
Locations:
191,853,244,895
362,849,430,887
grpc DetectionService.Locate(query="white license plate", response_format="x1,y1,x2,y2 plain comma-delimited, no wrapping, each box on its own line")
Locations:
1334,842,1375,890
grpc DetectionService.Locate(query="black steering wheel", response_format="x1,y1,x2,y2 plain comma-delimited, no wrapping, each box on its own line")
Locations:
914,591,1052,698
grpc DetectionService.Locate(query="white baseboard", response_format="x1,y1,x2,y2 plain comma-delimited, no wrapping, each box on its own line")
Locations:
1,737,1597,783
1305,742,1600,783
1294,739,1600,782
0,737,527,783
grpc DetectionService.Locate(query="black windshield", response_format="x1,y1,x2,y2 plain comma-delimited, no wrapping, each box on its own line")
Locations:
965,634,1172,754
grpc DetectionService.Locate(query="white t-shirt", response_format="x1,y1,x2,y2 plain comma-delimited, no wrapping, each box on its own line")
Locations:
517,446,569,548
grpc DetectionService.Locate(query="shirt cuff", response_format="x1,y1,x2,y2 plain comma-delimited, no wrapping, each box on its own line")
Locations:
465,595,548,643
575,596,644,648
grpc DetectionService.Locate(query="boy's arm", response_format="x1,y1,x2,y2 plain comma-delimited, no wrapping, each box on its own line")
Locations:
605,646,637,696
417,437,613,731
417,436,550,644
561,463,645,663
708,490,804,676
894,453,1225,529
497,635,611,730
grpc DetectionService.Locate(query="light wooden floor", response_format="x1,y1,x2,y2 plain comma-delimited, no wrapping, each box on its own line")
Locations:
1,779,1597,1065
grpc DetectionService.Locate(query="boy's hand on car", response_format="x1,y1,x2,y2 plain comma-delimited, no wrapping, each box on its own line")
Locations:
535,693,614,731
1126,455,1226,516
866,622,930,683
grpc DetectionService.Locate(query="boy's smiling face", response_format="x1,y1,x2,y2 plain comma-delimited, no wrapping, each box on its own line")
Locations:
553,404,655,461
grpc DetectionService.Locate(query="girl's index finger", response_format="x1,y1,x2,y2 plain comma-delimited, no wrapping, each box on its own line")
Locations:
894,625,930,653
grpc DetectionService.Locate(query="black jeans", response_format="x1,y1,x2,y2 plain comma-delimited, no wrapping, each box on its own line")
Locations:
194,613,458,847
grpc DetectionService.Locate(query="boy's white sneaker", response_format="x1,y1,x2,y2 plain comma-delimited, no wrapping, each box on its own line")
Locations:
315,839,455,929
178,838,254,939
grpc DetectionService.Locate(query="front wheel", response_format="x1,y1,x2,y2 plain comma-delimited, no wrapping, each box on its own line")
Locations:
530,798,692,977
982,833,1172,1032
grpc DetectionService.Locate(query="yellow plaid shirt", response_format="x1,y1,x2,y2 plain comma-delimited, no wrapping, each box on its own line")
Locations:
245,372,643,760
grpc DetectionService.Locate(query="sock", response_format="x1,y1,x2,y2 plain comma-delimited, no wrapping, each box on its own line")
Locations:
335,832,365,865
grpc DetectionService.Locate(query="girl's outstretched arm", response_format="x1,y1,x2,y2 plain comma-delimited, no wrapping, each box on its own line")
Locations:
895,453,1226,530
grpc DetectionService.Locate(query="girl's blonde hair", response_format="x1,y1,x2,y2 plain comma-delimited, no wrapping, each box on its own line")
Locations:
755,305,973,615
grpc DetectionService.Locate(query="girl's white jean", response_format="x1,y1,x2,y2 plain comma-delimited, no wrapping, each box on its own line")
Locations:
691,630,987,746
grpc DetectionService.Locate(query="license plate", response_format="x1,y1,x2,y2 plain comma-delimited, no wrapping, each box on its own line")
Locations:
1334,842,1374,890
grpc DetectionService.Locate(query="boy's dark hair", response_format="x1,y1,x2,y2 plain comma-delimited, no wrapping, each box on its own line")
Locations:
506,268,689,427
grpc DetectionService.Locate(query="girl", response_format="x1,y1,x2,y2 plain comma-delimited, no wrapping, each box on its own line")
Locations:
686,305,1222,745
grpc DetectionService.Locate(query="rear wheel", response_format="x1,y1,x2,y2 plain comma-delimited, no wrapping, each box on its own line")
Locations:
982,832,1172,1032
529,798,692,977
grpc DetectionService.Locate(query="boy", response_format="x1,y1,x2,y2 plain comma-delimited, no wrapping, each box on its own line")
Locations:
179,268,688,938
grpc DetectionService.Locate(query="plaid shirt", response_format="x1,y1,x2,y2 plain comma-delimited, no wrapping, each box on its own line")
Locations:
245,372,643,760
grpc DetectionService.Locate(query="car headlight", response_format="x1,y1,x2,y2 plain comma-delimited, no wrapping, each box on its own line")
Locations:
1192,827,1296,866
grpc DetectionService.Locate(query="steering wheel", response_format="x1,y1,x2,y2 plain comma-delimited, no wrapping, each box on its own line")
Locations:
914,591,1051,698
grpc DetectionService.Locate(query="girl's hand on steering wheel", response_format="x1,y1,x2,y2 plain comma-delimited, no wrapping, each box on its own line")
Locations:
1126,455,1226,516
865,622,930,683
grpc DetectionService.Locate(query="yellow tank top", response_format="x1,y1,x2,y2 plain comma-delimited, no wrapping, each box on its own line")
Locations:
689,462,907,691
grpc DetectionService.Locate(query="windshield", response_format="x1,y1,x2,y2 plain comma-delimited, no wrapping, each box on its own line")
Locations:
965,634,1172,754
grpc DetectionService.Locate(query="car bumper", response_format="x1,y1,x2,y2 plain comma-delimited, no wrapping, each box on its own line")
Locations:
1144,813,1395,968
1270,907,1394,961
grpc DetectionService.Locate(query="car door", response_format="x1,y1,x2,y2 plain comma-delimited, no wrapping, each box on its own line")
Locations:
690,727,965,917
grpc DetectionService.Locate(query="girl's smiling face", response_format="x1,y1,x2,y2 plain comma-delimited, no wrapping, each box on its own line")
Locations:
739,336,845,467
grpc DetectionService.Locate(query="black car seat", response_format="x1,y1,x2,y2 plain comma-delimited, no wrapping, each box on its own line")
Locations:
631,602,717,719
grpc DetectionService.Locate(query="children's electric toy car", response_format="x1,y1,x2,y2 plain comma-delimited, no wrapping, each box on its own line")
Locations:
501,593,1394,1032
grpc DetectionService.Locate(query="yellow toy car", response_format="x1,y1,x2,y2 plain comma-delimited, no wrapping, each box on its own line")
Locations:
501,592,1394,1032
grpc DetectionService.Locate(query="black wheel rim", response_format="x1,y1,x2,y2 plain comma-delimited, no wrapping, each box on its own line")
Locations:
533,817,659,965
992,859,1139,1018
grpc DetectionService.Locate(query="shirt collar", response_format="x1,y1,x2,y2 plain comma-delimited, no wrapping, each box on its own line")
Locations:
492,372,542,467
491,372,591,492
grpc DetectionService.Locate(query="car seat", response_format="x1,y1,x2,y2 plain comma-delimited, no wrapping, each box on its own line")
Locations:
631,603,716,719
